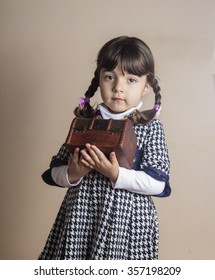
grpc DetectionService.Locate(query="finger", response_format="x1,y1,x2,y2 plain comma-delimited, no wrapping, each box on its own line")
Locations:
69,147,79,163
89,144,106,161
81,158,94,169
84,144,100,162
80,149,95,166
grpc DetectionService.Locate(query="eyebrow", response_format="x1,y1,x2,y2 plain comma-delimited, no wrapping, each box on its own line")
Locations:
100,68,142,78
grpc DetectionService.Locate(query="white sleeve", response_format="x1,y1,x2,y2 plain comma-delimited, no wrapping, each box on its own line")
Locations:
112,167,165,195
51,165,83,187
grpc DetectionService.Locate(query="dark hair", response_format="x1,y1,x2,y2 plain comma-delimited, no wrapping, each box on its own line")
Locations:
74,36,161,124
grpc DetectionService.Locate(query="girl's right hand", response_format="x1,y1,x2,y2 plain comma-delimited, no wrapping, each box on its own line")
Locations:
68,147,92,183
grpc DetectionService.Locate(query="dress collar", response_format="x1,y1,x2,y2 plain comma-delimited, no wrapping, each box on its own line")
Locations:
98,102,142,120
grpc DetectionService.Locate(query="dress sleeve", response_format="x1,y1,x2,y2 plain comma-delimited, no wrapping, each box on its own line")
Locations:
141,119,170,174
41,144,70,187
139,119,171,197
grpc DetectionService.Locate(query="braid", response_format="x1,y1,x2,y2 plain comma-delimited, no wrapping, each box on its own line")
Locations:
130,74,162,125
151,76,161,107
74,70,99,118
85,70,99,98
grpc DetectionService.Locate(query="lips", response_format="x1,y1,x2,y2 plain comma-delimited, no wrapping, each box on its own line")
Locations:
113,97,124,102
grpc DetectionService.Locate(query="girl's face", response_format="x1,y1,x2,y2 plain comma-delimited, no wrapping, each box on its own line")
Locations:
99,65,149,114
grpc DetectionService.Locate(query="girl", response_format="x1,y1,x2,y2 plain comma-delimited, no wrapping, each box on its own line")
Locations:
39,36,171,260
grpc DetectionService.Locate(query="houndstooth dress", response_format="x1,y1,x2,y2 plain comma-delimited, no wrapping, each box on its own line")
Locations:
39,119,171,260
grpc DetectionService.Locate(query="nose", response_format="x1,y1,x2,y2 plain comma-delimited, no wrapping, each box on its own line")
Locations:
112,78,124,93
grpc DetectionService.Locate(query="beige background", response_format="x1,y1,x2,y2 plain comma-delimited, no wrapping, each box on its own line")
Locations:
0,0,215,260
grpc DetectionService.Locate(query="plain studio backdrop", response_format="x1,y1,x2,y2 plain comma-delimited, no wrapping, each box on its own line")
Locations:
0,0,215,259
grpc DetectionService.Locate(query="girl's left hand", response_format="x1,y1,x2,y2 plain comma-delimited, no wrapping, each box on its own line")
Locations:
80,143,119,182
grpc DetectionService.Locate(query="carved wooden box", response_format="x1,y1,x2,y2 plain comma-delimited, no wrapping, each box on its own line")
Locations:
65,117,137,169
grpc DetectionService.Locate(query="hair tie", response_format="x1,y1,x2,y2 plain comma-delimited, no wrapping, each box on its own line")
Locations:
154,104,162,118
154,104,160,112
79,97,90,108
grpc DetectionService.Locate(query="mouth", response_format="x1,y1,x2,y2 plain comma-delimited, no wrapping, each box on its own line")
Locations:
112,97,124,102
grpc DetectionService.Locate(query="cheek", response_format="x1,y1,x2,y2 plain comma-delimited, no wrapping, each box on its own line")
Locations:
100,84,111,97
99,82,106,93
99,87,108,102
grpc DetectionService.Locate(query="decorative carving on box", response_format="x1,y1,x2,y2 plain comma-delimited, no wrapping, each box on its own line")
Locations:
65,117,137,169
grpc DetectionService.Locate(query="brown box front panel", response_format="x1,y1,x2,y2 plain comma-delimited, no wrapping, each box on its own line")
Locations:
65,118,137,169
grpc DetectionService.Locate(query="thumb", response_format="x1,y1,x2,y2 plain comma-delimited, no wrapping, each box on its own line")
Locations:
109,151,118,165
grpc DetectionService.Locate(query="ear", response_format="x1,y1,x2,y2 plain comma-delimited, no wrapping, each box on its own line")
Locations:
142,83,150,96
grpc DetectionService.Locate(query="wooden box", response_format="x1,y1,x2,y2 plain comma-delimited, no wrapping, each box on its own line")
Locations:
65,117,137,169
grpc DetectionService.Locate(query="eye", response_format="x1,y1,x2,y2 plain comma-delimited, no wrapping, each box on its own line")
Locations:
127,77,137,84
104,74,114,81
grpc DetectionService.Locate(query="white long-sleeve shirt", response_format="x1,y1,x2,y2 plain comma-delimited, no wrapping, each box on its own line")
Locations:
51,165,165,195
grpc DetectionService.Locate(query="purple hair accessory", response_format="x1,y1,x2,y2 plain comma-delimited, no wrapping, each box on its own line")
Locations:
95,110,102,117
154,104,160,112
79,97,90,108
